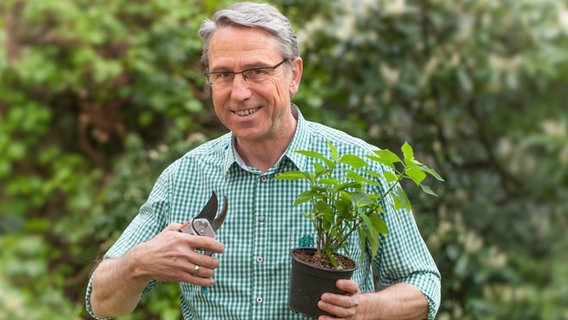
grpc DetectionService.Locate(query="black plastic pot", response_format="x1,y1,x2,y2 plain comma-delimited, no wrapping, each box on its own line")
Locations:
289,248,357,318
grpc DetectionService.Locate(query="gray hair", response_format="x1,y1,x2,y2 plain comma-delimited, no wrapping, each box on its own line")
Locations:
198,2,299,67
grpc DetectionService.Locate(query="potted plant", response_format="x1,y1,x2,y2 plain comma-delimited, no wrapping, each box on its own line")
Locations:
275,141,443,318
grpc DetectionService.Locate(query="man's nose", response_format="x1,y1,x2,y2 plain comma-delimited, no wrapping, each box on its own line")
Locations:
230,73,252,101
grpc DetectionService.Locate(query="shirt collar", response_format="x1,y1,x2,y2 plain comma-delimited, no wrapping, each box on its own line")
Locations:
282,104,310,172
220,135,238,174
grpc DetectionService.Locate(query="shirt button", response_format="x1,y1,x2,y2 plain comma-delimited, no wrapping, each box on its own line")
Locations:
260,176,268,182
258,215,265,222
256,256,264,263
256,297,263,303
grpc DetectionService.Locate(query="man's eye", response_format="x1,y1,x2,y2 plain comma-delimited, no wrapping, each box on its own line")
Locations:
221,72,232,78
251,68,267,75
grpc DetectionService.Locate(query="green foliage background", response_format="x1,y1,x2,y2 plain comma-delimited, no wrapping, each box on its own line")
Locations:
1,0,567,319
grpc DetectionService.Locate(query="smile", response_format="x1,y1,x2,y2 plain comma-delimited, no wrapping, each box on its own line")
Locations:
234,107,260,116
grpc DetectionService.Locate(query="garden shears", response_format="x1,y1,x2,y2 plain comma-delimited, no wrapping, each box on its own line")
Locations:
179,191,228,257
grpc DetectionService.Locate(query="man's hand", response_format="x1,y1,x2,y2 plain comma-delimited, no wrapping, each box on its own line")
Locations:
317,279,360,320
133,223,225,286
317,281,431,320
90,223,224,317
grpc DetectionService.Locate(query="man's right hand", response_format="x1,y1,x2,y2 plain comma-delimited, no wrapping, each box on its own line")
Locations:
131,223,224,286
90,223,224,318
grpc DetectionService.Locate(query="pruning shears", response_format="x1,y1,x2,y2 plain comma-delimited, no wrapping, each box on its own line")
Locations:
179,191,227,294
179,191,228,257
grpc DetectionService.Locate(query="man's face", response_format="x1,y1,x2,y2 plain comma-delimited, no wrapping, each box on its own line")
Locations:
207,26,302,144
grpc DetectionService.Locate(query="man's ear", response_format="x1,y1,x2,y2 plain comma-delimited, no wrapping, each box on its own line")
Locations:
289,57,303,97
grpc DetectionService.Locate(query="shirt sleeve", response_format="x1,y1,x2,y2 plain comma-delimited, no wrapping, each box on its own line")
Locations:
373,205,441,320
85,162,175,319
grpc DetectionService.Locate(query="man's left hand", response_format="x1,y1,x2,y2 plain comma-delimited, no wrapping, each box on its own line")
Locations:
318,279,361,320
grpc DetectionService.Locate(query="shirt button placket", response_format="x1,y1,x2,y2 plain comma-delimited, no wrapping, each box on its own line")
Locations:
253,174,269,318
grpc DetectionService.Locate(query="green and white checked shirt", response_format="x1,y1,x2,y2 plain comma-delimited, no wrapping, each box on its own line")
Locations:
86,106,440,319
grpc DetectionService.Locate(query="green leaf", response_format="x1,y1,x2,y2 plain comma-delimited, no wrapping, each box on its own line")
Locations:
318,178,339,186
314,162,328,177
344,169,379,187
328,252,338,268
401,141,414,165
364,213,389,257
368,149,402,169
420,184,438,197
369,212,389,235
340,190,352,203
303,172,316,184
335,198,350,216
339,154,368,169
327,141,338,161
274,171,306,181
383,171,399,183
314,200,332,219
295,149,323,159
359,213,380,256
362,169,398,183
405,162,427,185
358,229,367,263
322,215,332,232
298,150,335,169
422,166,445,182
293,190,317,206
337,181,363,192
359,212,374,231
352,192,372,207
392,186,411,211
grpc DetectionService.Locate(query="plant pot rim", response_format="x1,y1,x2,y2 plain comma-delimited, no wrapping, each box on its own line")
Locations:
290,247,358,272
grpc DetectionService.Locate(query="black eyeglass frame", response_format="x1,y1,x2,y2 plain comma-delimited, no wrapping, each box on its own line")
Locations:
204,59,289,86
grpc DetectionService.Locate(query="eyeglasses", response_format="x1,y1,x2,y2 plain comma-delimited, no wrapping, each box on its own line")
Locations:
204,59,288,87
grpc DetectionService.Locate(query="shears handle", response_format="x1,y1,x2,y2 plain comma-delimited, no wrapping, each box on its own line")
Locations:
179,219,217,256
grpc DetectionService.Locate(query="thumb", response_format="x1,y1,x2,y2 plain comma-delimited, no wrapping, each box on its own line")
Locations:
336,279,360,295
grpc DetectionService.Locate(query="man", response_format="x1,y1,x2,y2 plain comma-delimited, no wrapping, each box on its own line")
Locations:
86,2,441,319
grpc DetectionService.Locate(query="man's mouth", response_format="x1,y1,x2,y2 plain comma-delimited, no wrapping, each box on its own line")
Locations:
234,107,260,117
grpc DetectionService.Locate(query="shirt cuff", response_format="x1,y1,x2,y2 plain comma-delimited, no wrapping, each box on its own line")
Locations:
85,274,112,320
404,271,441,320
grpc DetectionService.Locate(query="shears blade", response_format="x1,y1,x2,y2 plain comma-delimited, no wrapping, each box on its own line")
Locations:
180,191,228,236
194,191,219,222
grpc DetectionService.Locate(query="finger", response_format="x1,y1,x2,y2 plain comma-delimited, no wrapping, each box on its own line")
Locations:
335,279,360,295
320,292,359,309
318,298,355,319
175,263,216,285
187,263,215,279
185,270,216,287
319,291,359,318
180,234,225,255
166,222,184,231
187,253,220,271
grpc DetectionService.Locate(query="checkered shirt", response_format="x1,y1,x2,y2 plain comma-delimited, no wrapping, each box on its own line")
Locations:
86,106,441,319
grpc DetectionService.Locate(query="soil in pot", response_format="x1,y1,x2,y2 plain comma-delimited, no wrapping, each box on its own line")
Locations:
289,248,357,318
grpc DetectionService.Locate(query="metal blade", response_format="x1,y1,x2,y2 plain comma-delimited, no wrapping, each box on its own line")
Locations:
211,196,228,231
194,191,218,221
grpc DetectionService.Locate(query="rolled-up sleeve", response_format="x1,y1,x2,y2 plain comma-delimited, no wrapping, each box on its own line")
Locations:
85,162,175,319
374,207,441,320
